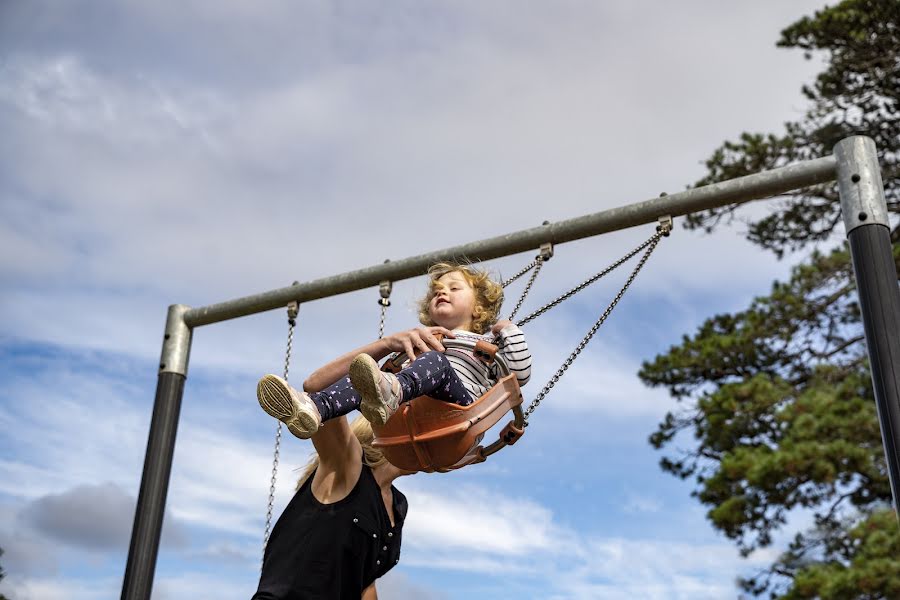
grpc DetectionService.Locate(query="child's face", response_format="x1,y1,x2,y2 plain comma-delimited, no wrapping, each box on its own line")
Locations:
428,271,478,331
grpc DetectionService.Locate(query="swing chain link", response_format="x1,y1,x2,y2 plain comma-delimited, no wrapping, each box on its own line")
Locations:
378,278,392,340
263,287,300,568
501,260,539,288
501,239,554,290
507,255,544,322
523,221,670,425
516,229,660,328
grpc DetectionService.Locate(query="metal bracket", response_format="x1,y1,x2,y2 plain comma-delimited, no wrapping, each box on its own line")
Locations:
378,280,392,307
835,136,889,234
287,282,300,325
539,242,554,261
378,260,392,307
538,220,554,261
656,215,673,237
159,304,193,376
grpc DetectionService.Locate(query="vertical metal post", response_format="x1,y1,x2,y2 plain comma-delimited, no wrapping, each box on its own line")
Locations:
122,305,193,600
835,136,900,515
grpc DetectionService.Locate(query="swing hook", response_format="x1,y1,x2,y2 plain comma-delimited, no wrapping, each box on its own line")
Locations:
538,221,554,261
656,215,673,237
378,260,392,308
378,281,392,308
539,242,554,262
287,281,300,325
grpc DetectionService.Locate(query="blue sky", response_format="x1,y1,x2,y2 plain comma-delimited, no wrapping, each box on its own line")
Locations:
0,1,836,598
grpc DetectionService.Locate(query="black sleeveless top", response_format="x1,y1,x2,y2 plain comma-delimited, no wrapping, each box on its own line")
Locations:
253,464,408,599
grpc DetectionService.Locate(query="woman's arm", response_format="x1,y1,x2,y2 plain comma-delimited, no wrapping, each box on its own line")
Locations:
309,415,363,503
361,582,378,599
303,326,454,392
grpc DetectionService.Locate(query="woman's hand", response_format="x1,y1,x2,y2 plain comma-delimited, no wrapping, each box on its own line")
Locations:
385,326,454,358
491,319,515,336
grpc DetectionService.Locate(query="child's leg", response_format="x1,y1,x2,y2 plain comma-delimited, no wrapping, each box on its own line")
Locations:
256,374,364,440
395,351,474,407
308,376,363,421
348,351,475,427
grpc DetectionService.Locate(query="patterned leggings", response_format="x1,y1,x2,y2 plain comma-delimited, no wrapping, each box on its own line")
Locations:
310,351,475,422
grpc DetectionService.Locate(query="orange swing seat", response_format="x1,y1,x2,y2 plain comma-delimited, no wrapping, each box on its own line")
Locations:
372,339,526,473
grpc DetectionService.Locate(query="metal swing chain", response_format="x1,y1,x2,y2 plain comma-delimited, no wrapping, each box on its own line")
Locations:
522,220,670,425
501,260,539,288
502,221,553,289
507,255,544,322
515,230,660,328
263,290,300,568
503,241,554,324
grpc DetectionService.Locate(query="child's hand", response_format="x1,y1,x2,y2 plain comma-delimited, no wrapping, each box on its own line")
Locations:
491,320,514,336
385,326,455,358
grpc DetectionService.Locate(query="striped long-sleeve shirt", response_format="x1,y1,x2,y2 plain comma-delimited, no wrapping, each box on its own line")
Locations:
443,324,532,399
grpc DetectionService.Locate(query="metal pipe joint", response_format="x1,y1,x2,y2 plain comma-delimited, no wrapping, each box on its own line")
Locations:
835,136,889,233
159,304,192,376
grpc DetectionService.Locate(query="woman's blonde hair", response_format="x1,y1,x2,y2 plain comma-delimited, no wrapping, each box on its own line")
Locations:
296,416,388,489
417,262,503,334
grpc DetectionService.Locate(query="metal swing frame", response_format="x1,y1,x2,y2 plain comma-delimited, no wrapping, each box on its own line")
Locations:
123,136,898,600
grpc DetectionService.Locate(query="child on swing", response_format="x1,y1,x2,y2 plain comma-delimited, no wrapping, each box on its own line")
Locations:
257,262,532,439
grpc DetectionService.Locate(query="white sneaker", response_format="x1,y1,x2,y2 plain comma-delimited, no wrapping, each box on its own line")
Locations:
256,374,321,439
349,354,403,427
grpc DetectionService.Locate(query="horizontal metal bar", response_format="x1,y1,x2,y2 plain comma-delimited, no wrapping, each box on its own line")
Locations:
185,155,836,327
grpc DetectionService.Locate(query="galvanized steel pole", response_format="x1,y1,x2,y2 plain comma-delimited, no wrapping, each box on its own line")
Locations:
122,305,192,600
835,136,900,516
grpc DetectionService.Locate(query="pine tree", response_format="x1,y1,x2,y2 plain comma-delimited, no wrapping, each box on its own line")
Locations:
0,546,8,600
639,0,900,596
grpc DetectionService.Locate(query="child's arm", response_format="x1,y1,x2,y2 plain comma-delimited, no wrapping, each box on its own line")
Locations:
491,320,532,386
303,326,454,392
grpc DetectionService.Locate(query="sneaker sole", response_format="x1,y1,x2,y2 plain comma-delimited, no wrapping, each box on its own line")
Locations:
257,375,319,439
349,355,390,426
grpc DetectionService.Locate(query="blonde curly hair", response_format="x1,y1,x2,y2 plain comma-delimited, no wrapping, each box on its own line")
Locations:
417,262,503,335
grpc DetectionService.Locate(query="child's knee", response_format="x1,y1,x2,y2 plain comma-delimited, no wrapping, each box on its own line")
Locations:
414,350,443,363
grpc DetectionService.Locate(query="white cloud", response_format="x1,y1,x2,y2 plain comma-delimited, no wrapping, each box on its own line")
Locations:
152,572,256,600
508,315,672,419
0,524,61,577
19,482,187,551
396,478,762,598
0,353,305,541
389,480,771,599
377,570,451,600
402,482,567,559
0,55,232,146
0,576,119,600
165,424,306,538
0,384,147,499
622,488,663,515
545,536,768,600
